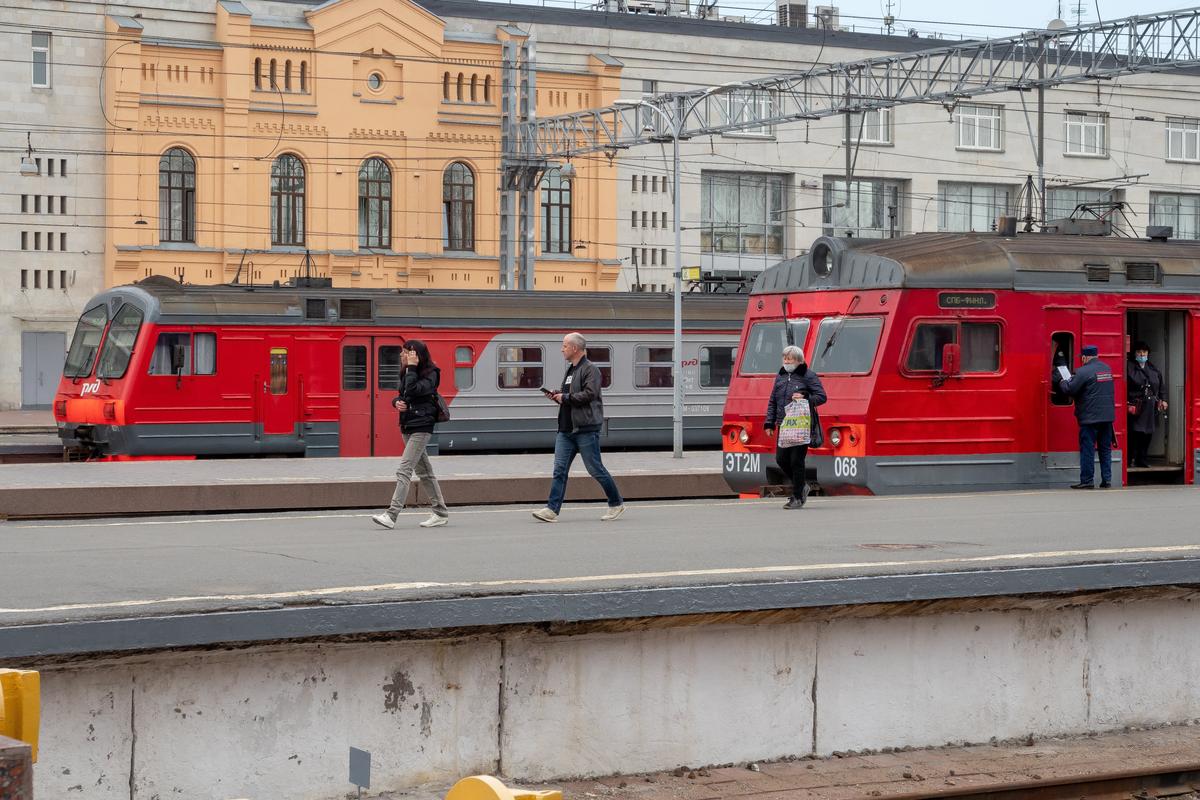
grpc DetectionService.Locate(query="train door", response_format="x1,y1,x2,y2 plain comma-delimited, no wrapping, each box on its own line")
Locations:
263,338,294,436
339,337,371,457
1044,308,1082,476
373,339,406,457
1126,310,1189,484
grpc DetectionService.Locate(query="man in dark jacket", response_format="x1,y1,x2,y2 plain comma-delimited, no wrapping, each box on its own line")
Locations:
533,332,625,523
1058,344,1115,489
1126,341,1167,468
762,345,827,508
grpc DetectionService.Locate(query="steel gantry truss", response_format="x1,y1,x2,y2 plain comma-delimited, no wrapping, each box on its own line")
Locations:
506,7,1200,162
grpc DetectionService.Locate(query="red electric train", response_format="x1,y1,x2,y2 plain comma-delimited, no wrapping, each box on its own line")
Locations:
53,277,746,458
721,232,1200,495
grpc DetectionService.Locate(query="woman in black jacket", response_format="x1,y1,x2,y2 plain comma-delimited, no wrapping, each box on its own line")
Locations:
762,345,827,509
372,340,449,529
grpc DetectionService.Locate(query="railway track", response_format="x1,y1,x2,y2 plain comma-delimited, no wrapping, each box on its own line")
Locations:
914,765,1200,799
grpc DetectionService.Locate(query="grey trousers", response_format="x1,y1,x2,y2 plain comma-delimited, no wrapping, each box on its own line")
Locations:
386,432,449,518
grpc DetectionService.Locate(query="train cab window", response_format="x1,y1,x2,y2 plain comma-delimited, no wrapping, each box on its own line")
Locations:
378,345,402,390
454,346,474,391
342,345,367,390
64,304,108,378
306,299,327,320
96,304,144,379
1050,332,1074,406
739,320,810,375
905,321,1000,373
635,345,673,388
270,348,288,394
194,333,216,375
588,345,613,388
700,346,737,388
812,316,884,375
498,345,543,389
148,332,217,376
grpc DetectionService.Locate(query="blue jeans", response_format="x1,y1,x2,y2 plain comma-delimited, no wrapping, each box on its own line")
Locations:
547,430,623,513
1079,422,1113,484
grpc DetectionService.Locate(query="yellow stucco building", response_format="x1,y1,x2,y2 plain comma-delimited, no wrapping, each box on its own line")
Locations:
103,0,621,291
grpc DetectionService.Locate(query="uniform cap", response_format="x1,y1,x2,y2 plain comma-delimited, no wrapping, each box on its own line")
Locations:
1081,345,1099,356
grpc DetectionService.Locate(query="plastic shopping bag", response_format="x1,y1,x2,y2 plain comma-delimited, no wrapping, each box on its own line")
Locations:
777,398,812,448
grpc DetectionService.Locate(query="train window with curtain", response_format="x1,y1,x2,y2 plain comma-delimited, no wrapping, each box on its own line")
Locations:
811,316,884,375
270,348,288,394
738,319,810,375
378,345,402,390
96,304,145,379
149,332,192,375
498,345,543,389
634,345,673,388
64,305,108,378
905,321,1000,373
960,322,1000,372
194,333,216,375
454,345,474,391
588,345,612,388
342,346,367,391
700,345,737,388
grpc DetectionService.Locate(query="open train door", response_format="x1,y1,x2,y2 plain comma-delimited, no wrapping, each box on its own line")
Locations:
1043,307,1083,483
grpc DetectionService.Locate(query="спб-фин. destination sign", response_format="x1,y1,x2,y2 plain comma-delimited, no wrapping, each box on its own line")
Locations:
938,292,997,309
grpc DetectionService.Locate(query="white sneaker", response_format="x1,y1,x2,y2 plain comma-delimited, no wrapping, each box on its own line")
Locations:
601,505,626,522
371,513,396,530
419,514,448,528
532,507,559,523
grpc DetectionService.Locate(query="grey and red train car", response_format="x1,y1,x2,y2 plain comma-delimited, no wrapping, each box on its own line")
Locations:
53,277,745,458
722,232,1200,495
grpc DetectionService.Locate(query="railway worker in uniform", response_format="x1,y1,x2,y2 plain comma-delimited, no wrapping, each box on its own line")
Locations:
762,345,827,509
1057,344,1115,489
532,332,625,523
1126,341,1168,468
372,340,450,530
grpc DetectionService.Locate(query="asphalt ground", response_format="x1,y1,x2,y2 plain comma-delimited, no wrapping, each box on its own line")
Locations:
2,487,1200,632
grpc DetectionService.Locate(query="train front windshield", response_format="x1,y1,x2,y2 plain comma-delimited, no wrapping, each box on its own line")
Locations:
95,304,145,379
63,305,108,378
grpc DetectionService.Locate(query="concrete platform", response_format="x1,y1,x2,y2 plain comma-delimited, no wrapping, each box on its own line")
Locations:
0,450,730,518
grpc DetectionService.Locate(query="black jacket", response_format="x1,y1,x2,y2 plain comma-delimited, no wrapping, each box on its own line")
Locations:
764,366,828,448
1126,359,1165,434
395,365,440,435
559,357,605,432
1059,359,1115,425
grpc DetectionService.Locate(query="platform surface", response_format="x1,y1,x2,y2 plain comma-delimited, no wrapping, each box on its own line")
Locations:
3,487,1200,658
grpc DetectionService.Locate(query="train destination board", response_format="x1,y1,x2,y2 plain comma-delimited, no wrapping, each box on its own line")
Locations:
938,292,997,309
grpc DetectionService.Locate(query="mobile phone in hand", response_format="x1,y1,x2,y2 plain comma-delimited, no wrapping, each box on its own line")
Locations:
540,387,554,395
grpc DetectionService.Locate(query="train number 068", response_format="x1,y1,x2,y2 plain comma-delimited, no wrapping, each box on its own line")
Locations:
832,457,859,478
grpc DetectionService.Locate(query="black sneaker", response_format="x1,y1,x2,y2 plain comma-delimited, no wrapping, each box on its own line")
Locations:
1070,482,1094,490
783,498,803,510
800,482,811,507
1099,481,1111,489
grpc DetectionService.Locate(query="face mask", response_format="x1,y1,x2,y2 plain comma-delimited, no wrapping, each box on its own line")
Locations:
782,363,797,373
1136,355,1148,365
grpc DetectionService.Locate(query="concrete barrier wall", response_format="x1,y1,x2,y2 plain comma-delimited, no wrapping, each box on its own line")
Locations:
33,599,1200,799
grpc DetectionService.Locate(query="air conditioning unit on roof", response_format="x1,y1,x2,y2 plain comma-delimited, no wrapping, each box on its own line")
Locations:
813,4,840,30
777,3,808,27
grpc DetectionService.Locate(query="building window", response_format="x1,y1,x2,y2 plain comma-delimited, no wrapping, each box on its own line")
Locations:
470,75,478,101
284,60,293,91
300,61,308,92
540,168,572,254
498,345,543,389
641,211,648,228
443,162,475,251
823,178,903,239
641,175,648,192
21,231,27,250
631,210,638,227
442,72,450,100
939,183,1012,232
484,75,492,102
650,249,657,265
631,175,638,192
269,59,278,89
1150,192,1200,239
60,196,67,214
847,108,892,145
634,345,673,388
358,157,392,249
1046,187,1111,221
1064,111,1107,156
32,32,50,88
60,159,67,177
724,89,775,136
270,153,305,246
956,104,1002,151
1166,117,1200,162
700,171,785,254
159,148,196,243
456,72,464,101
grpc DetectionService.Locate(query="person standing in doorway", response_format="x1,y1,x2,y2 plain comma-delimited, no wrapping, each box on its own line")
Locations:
373,340,450,529
762,345,827,508
1058,344,1115,489
532,332,625,523
1126,341,1167,468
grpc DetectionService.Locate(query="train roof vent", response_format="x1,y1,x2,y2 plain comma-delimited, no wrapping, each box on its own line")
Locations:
1125,261,1162,285
339,298,373,320
1085,264,1111,282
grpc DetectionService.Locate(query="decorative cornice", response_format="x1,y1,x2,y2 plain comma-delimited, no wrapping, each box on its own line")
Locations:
142,113,217,131
253,121,329,137
349,127,407,140
428,130,497,144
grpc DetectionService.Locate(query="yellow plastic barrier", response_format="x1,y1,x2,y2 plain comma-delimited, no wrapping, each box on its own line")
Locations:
0,669,40,762
446,775,562,800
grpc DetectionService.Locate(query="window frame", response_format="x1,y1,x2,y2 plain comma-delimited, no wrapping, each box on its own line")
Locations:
938,182,1013,233
737,319,811,376
1063,111,1108,158
722,88,775,138
341,344,368,391
1166,117,1200,163
270,153,306,246
540,168,572,254
955,103,1003,152
496,343,545,390
32,31,50,88
454,345,475,391
700,171,786,256
95,303,145,380
64,304,108,378
633,343,674,389
900,318,1005,377
159,148,197,244
810,315,886,377
358,157,392,249
699,344,737,389
442,161,476,251
587,344,613,388
846,107,893,146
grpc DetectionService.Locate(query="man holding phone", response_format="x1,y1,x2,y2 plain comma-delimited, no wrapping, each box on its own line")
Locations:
532,332,625,523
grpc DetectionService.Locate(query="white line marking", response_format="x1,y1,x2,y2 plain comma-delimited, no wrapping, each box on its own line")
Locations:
3,543,1199,615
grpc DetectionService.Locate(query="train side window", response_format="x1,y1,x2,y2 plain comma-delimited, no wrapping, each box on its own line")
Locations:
589,345,612,388
812,316,884,375
1051,332,1074,406
454,346,475,391
906,323,957,372
194,333,216,375
96,303,145,379
739,320,810,375
700,345,736,388
961,323,1000,372
905,322,1000,373
498,345,543,389
378,345,402,390
149,332,192,375
635,345,673,388
342,346,367,390
270,348,288,394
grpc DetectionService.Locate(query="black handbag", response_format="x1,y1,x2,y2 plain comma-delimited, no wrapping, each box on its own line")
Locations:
434,392,451,423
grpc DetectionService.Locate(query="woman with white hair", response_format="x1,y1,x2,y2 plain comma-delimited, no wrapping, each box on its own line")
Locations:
762,344,827,509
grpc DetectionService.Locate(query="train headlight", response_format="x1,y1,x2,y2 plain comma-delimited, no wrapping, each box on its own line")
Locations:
54,400,66,417
739,428,750,445
828,428,842,448
103,402,117,421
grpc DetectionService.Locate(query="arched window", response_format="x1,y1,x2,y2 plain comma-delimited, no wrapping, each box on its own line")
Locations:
456,72,464,101
484,75,492,103
269,59,277,89
159,148,196,243
442,162,475,251
300,61,307,92
270,154,305,246
284,59,292,91
470,75,478,102
358,158,392,249
254,58,262,90
443,72,450,100
540,168,572,254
